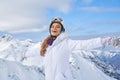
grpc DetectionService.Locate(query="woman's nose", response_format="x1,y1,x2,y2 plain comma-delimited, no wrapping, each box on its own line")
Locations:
53,27,57,30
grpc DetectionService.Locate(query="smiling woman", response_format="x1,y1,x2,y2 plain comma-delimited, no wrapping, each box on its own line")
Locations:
50,18,65,36
40,17,112,80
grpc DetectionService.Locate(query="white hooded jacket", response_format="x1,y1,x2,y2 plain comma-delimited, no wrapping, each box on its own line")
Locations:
43,32,103,80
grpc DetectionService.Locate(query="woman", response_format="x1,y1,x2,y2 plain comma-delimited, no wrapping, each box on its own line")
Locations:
40,17,110,80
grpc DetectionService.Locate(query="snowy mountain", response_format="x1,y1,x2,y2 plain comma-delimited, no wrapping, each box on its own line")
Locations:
0,34,120,80
0,34,34,62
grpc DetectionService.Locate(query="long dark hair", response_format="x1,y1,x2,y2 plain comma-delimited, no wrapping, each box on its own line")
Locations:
40,35,52,56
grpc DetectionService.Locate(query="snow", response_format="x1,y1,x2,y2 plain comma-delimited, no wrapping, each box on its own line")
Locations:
0,34,120,80
70,52,116,80
0,59,44,80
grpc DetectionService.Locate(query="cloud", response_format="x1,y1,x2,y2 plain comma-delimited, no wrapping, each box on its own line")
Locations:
70,20,120,33
9,25,48,34
0,0,73,34
79,7,120,12
90,21,120,25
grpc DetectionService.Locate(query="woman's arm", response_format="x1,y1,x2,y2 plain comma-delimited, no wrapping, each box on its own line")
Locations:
68,37,104,51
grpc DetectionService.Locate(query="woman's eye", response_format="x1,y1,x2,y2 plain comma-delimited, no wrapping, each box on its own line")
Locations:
51,26,54,28
56,25,61,28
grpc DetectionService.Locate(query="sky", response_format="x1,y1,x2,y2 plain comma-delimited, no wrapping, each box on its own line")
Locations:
0,0,120,42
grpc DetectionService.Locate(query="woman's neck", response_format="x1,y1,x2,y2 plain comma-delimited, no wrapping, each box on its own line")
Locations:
47,36,57,46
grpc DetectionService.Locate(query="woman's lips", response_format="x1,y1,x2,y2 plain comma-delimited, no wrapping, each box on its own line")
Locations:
52,31,57,33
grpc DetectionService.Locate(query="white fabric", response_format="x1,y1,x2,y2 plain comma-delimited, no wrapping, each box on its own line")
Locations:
43,32,103,80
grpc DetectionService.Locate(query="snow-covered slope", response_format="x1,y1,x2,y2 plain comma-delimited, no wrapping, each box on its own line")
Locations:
0,34,120,80
0,59,44,80
69,52,112,80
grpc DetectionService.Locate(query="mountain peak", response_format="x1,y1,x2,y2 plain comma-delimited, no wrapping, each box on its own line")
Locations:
0,34,13,42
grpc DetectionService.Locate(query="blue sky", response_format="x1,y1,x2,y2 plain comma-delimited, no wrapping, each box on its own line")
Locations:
0,0,120,42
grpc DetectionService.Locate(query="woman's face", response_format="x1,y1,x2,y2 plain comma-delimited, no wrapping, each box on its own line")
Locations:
50,23,62,36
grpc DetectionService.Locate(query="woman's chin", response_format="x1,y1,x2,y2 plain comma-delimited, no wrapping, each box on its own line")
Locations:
51,34,59,37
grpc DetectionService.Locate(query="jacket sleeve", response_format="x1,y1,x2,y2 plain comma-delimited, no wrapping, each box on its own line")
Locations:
67,37,103,51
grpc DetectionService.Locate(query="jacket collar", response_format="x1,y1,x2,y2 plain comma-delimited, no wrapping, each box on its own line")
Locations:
52,32,68,46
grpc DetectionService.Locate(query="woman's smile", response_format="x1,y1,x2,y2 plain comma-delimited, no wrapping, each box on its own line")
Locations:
50,23,62,36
